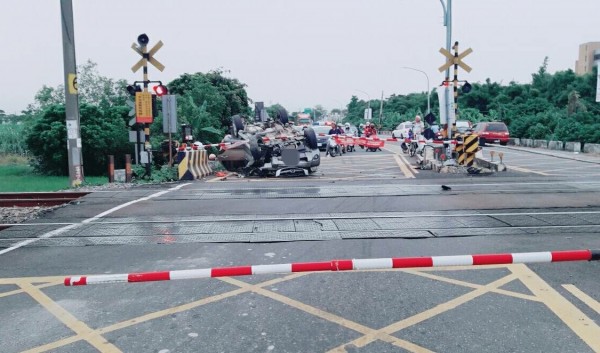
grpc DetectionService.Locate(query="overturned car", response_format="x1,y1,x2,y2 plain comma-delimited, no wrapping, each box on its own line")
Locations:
217,110,320,177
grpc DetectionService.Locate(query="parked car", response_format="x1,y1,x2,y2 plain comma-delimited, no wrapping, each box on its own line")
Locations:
392,122,413,139
472,121,510,146
312,125,333,151
456,120,472,133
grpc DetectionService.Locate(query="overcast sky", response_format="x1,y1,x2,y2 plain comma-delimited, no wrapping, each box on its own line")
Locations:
1,0,598,114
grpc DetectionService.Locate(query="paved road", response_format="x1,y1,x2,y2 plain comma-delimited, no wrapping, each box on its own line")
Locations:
482,144,600,177
1,145,599,353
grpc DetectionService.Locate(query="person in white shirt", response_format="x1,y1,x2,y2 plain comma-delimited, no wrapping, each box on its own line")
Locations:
412,115,424,136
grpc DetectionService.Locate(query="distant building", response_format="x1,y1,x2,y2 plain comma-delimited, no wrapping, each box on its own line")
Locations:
575,42,600,75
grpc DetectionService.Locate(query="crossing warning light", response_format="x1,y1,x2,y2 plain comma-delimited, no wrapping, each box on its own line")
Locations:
462,81,472,94
126,84,142,96
153,85,168,97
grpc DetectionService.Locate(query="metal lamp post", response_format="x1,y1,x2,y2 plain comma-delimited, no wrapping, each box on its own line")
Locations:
401,66,430,114
440,0,453,139
354,89,372,121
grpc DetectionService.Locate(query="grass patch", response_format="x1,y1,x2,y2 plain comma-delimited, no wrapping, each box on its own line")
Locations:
0,156,107,192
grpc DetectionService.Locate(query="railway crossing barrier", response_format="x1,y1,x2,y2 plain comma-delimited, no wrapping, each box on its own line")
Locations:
64,249,600,286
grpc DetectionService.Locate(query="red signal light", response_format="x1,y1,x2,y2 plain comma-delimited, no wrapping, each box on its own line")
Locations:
153,85,168,96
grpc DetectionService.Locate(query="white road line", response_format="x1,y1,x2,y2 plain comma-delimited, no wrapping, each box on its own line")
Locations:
507,165,551,176
542,164,600,173
0,183,192,256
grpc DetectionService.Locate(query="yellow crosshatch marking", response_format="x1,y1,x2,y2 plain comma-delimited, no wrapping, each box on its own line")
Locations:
1,264,598,353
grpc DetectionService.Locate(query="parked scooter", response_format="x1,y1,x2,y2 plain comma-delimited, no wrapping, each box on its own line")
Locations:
401,129,421,157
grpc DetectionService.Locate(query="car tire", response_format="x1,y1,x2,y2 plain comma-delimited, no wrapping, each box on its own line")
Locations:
479,137,486,146
277,108,289,125
304,128,318,150
231,115,244,137
392,133,396,139
500,141,508,146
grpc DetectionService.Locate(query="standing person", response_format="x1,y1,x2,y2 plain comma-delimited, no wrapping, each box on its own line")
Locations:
412,115,424,136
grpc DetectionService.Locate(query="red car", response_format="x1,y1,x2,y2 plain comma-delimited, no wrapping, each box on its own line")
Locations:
473,121,510,146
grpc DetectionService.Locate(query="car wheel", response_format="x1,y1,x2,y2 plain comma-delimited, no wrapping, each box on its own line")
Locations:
304,128,318,150
500,141,508,146
277,108,289,124
479,137,486,146
231,115,244,137
392,133,396,139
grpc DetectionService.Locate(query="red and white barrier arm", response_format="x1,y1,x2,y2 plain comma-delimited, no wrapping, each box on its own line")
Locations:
200,141,250,151
64,249,599,286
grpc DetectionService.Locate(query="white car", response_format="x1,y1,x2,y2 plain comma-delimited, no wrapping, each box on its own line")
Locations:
392,121,414,139
456,120,472,133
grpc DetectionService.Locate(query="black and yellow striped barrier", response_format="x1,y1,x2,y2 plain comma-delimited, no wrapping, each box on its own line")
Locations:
176,149,213,180
455,133,479,166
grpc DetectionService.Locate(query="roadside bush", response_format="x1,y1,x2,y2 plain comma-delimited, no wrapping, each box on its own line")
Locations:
25,103,129,176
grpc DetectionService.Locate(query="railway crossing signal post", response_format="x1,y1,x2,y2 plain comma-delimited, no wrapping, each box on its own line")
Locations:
439,41,472,139
130,33,165,177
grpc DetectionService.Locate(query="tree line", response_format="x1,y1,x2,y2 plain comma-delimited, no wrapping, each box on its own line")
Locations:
2,58,598,176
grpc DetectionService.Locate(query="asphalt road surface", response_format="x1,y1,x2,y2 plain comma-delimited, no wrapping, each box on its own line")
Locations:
1,144,599,353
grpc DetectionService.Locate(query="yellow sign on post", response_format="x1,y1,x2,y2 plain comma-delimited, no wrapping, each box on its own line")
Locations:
135,92,153,123
67,73,78,94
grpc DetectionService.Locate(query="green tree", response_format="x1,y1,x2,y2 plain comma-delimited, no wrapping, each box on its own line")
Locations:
25,104,129,176
168,70,251,132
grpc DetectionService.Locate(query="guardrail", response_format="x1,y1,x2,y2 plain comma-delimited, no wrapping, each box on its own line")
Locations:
509,138,600,154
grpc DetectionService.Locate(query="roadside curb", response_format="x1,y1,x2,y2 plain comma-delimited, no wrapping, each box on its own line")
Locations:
491,145,600,165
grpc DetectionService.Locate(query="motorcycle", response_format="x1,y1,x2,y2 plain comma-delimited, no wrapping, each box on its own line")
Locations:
401,129,423,157
326,135,343,157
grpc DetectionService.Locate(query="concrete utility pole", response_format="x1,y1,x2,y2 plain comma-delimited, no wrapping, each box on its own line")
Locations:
60,0,84,187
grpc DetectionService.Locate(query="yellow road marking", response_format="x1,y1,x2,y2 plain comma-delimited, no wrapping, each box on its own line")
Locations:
562,284,600,314
0,276,66,285
394,154,416,178
220,277,435,353
23,274,306,352
511,265,600,350
329,274,517,351
17,281,122,353
403,269,541,302
0,280,62,299
96,274,300,333
10,265,600,353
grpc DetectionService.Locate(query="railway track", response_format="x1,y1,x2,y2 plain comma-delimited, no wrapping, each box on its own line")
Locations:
0,192,90,207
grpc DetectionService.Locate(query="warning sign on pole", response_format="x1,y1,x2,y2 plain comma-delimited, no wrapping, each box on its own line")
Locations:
135,92,153,123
